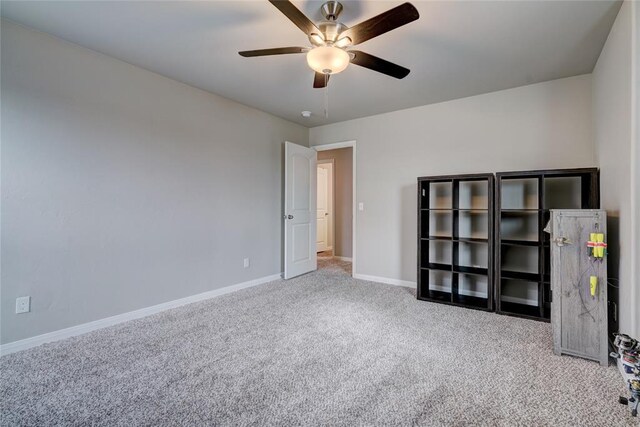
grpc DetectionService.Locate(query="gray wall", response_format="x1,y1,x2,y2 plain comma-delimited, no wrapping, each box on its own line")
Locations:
1,21,308,344
310,75,595,284
592,0,639,336
317,148,352,258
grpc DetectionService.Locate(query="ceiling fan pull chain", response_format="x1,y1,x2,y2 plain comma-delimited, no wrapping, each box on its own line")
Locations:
324,75,329,118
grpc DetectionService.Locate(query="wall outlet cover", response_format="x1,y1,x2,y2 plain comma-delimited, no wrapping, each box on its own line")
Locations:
16,296,30,314
243,258,250,268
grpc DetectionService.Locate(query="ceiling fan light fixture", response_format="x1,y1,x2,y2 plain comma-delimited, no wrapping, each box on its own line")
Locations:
333,36,352,48
306,46,349,75
309,33,325,46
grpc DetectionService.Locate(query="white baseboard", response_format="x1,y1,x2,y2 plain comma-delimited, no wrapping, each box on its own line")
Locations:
0,273,282,357
334,256,352,262
354,273,415,288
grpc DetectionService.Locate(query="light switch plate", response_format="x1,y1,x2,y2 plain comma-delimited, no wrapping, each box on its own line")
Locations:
358,202,364,211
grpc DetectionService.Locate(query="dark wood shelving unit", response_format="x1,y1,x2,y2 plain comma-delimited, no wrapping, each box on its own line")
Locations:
417,174,494,311
494,168,599,321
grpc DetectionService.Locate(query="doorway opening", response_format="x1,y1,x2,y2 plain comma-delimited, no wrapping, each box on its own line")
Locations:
316,160,333,254
314,144,354,276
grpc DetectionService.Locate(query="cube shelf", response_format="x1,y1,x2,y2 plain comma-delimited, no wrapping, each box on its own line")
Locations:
417,174,494,311
495,168,599,321
417,168,599,321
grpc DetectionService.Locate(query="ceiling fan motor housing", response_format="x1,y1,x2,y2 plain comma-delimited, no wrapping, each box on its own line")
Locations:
321,1,343,21
318,21,348,43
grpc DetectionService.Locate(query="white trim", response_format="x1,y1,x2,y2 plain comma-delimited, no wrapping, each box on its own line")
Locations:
0,273,282,357
335,256,352,262
313,141,355,151
313,141,356,277
354,273,414,288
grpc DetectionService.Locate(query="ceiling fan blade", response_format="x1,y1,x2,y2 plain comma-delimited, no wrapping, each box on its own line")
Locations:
340,3,419,46
349,50,410,79
269,0,321,36
239,47,307,57
313,72,329,88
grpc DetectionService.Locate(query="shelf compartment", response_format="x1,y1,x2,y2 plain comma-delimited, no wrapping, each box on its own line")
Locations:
428,210,453,238
430,182,453,209
427,270,452,294
419,269,451,301
543,176,582,209
456,241,489,270
459,180,489,210
501,178,539,210
500,211,538,242
457,210,489,240
428,240,452,265
500,245,538,274
500,279,539,307
456,273,489,299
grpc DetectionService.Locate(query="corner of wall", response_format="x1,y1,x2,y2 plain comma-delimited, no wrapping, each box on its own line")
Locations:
631,0,639,337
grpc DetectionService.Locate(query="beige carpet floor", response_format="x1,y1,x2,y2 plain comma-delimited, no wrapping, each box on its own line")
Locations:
0,258,634,426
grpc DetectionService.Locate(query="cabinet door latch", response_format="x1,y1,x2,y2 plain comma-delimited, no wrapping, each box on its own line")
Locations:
554,237,572,246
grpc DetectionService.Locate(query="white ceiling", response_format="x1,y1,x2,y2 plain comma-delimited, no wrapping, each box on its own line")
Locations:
1,1,621,127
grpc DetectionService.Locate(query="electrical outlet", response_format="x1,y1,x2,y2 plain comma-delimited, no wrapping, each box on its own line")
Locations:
358,202,364,211
15,296,30,314
243,258,250,268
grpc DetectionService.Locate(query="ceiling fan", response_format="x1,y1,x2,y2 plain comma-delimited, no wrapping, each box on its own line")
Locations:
239,0,419,88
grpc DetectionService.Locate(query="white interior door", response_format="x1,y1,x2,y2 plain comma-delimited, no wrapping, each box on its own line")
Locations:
317,167,329,252
284,142,317,279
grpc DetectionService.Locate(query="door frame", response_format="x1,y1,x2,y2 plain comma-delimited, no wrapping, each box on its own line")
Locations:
317,159,335,253
313,141,356,276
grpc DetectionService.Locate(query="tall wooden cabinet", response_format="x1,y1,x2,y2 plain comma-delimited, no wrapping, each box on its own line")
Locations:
417,174,494,311
549,209,608,365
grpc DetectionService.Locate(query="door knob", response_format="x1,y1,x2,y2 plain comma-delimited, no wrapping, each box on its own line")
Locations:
287,215,294,219
325,213,329,216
